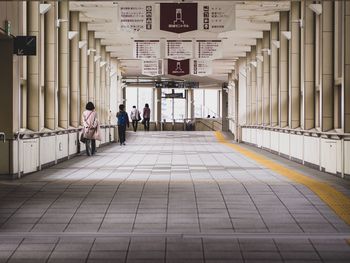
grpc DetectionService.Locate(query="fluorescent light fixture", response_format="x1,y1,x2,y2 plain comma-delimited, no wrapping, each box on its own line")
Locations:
100,61,107,67
272,40,280,48
282,31,291,40
256,55,264,62
79,41,87,49
110,71,117,77
262,48,271,55
68,31,78,40
94,55,101,62
308,4,322,15
250,61,257,67
56,19,68,28
87,48,96,55
40,4,52,15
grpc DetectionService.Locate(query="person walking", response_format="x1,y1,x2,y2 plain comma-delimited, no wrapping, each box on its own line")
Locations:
142,103,151,131
130,105,140,132
82,102,100,156
117,104,129,145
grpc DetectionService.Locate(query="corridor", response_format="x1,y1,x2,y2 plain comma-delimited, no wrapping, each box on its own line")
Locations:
0,131,349,262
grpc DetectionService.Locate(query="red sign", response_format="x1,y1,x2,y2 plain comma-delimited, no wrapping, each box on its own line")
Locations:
160,3,198,33
168,59,190,76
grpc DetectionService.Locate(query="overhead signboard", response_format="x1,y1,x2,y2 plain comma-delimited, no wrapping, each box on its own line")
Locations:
163,92,184,99
191,59,212,76
166,40,193,60
160,3,198,33
198,4,236,32
142,59,163,76
118,4,154,32
167,59,190,76
13,36,36,56
196,40,222,59
133,40,160,59
155,81,199,89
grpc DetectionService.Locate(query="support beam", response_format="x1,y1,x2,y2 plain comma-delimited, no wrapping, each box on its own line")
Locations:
344,2,350,132
80,22,88,123
303,0,315,130
270,22,279,127
27,1,41,131
290,1,301,129
58,0,69,129
246,52,252,125
88,31,95,102
262,31,270,126
256,39,263,125
321,1,334,131
279,11,289,127
95,39,101,116
44,1,57,130
106,53,111,124
100,46,106,124
70,11,79,128
251,46,257,124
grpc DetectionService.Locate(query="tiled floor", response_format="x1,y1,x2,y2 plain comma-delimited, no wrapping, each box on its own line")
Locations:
0,131,350,262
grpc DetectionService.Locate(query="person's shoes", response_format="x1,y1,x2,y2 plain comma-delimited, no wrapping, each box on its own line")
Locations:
123,142,126,145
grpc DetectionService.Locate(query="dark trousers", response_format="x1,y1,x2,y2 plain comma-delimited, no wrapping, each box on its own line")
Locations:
132,120,138,132
118,125,126,144
143,118,150,131
85,139,96,156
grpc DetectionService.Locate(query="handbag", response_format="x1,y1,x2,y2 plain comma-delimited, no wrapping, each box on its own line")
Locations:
137,112,141,122
80,133,87,143
81,111,94,142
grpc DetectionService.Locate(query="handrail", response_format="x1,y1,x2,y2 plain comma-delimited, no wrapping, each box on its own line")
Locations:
240,124,350,138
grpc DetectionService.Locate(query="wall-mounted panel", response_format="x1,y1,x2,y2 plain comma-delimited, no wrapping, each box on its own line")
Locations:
270,131,279,152
279,132,290,156
56,134,69,160
321,139,337,174
304,136,320,165
22,139,39,174
69,132,78,156
262,130,270,149
251,129,257,145
256,130,263,148
344,141,350,175
242,128,248,142
40,136,56,165
290,134,303,160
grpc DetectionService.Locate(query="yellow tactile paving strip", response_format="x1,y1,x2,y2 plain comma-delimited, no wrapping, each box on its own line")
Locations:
215,131,350,226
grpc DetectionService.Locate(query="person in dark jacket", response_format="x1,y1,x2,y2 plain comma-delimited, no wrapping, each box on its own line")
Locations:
116,104,129,145
142,103,151,131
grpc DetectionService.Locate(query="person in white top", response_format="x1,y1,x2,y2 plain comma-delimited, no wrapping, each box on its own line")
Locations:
130,105,140,132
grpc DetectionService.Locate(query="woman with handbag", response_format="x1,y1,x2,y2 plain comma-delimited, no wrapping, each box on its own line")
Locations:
81,102,100,156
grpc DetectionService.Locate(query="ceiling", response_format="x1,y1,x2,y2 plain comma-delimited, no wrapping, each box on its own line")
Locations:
70,0,290,88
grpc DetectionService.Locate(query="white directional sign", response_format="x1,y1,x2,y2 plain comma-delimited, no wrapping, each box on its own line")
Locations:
196,40,222,59
118,3,154,32
133,40,160,59
166,40,193,60
191,59,212,76
198,4,236,32
142,60,164,76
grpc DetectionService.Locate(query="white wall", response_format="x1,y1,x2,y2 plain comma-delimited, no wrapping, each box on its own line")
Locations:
241,127,350,177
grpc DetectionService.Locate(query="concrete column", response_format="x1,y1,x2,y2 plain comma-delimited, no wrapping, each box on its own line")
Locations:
290,1,301,128
100,46,106,124
88,31,95,102
106,53,111,124
303,0,315,130
321,1,334,131
270,23,279,126
80,22,88,122
27,1,41,131
256,39,263,125
156,88,162,128
70,11,79,128
251,46,257,124
95,39,101,115
279,11,289,127
345,1,350,132
222,88,229,132
185,90,189,119
262,31,270,125
44,1,57,130
58,0,69,129
246,52,252,124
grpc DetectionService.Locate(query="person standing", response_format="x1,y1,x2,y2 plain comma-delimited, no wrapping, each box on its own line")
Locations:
82,102,100,156
130,105,140,132
142,103,151,131
117,104,129,145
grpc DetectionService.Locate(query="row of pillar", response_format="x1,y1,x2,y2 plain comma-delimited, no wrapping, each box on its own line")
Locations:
243,0,350,133
26,0,113,132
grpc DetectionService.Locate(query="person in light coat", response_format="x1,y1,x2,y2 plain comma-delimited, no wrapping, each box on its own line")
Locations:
130,105,140,132
82,102,100,156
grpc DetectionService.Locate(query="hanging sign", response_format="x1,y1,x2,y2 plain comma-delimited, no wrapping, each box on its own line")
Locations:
166,40,193,60
191,59,212,76
160,3,198,33
13,36,36,56
198,4,236,32
133,40,160,59
118,4,154,32
142,59,163,76
167,59,190,76
196,40,222,59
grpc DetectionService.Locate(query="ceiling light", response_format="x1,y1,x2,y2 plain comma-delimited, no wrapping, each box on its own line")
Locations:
68,31,78,40
282,31,291,40
250,61,257,67
272,40,280,48
256,55,263,62
100,61,107,67
94,55,101,62
87,49,96,55
79,41,87,49
262,48,271,55
40,4,52,15
308,4,322,15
